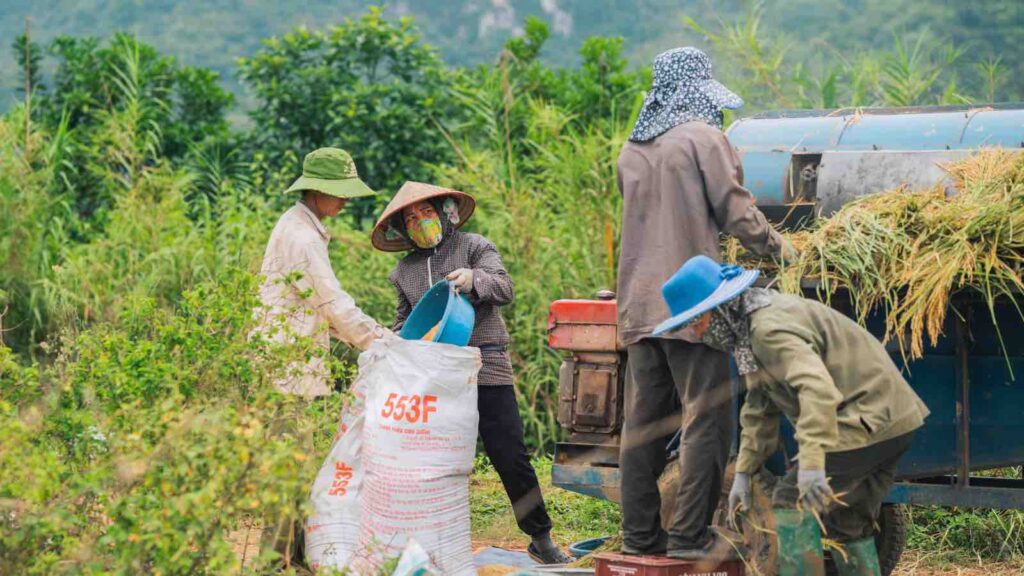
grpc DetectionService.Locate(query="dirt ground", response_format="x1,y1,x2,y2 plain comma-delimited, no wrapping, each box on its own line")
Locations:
229,527,1022,575
226,520,263,571
891,549,1023,576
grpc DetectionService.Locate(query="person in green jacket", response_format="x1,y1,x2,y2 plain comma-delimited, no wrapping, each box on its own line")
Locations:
652,255,930,576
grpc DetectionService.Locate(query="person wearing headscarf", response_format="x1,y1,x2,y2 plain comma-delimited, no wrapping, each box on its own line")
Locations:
256,147,393,568
615,46,795,559
371,182,571,565
654,255,929,574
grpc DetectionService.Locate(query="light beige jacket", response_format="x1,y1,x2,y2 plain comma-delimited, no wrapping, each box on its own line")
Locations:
257,202,384,397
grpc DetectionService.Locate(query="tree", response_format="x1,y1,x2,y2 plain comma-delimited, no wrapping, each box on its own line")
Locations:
14,33,234,223
238,5,459,222
12,33,44,98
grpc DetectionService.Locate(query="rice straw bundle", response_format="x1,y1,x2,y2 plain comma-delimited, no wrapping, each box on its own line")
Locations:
726,149,1024,360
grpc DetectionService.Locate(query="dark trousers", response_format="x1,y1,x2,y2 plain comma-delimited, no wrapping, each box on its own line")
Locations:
479,385,553,537
621,338,734,552
772,432,915,542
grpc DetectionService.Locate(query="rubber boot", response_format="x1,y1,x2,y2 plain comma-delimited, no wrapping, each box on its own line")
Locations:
833,537,881,576
774,509,825,576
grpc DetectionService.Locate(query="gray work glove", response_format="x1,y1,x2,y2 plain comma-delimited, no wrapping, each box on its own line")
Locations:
797,469,835,513
446,268,474,294
728,472,752,529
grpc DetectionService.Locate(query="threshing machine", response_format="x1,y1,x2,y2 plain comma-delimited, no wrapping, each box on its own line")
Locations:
548,105,1024,573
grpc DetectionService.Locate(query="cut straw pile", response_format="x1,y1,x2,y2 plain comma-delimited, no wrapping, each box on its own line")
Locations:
725,149,1024,359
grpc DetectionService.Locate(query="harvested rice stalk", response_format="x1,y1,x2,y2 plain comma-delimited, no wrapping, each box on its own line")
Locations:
822,538,848,562
725,150,1024,361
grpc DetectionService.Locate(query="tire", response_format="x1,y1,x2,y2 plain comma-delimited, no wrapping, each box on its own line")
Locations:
876,505,908,576
657,463,906,576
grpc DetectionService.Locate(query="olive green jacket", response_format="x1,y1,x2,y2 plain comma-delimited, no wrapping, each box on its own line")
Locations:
735,293,930,473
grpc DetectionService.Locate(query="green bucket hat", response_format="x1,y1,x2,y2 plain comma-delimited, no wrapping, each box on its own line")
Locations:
285,147,376,198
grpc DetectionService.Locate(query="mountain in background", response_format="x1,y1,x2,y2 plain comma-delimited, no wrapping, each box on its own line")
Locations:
2,0,1021,110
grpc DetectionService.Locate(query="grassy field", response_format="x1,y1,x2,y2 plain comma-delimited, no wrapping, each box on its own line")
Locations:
470,456,620,550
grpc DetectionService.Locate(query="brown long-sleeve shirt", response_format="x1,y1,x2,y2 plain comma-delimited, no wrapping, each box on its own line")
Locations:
616,121,784,346
389,231,515,386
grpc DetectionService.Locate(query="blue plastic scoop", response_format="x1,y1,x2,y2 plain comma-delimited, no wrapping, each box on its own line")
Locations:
399,280,476,346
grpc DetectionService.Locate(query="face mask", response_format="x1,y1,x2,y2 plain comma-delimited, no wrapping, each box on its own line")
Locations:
408,217,443,249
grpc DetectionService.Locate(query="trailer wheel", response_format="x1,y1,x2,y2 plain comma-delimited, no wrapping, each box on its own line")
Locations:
657,463,906,576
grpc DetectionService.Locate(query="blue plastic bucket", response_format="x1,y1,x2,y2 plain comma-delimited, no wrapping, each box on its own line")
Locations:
568,536,610,559
399,280,476,346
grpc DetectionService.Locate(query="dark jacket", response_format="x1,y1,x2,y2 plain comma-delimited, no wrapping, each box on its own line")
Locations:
389,230,515,386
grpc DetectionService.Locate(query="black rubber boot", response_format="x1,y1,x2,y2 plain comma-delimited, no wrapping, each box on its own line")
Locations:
621,528,668,556
528,532,572,565
667,531,741,561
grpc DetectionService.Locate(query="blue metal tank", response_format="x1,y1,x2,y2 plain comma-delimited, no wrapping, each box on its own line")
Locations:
726,105,1024,208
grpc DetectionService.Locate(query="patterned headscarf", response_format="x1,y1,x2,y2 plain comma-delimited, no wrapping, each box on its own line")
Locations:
629,47,743,142
700,288,774,375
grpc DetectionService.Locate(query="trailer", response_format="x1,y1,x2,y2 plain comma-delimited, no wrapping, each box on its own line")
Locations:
548,104,1024,574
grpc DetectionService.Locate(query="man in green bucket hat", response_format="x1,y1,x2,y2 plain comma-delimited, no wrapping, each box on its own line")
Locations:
256,147,391,569
283,146,376,200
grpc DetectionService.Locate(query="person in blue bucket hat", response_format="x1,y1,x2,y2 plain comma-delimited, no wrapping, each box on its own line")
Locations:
655,255,929,574
615,46,795,560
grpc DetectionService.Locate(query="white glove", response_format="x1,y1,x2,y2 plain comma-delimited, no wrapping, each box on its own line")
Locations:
728,472,752,529
378,327,399,343
797,469,835,513
446,268,474,294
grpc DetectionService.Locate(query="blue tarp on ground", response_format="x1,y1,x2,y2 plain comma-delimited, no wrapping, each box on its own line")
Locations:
473,547,537,568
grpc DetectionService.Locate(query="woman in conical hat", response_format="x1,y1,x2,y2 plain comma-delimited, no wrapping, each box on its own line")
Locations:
372,182,571,564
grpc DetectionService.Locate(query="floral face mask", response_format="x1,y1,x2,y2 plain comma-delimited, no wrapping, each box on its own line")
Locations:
404,201,444,249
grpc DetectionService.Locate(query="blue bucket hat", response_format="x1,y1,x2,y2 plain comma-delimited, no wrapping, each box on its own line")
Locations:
651,255,759,337
629,47,743,142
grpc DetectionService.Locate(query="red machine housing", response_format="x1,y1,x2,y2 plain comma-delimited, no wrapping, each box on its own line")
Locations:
547,298,619,352
547,299,622,439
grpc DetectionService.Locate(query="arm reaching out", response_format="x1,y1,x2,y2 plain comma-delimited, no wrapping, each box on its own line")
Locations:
467,238,514,306
698,130,786,259
297,241,384,351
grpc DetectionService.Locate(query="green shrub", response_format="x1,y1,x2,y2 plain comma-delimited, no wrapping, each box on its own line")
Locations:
0,271,351,574
905,469,1024,563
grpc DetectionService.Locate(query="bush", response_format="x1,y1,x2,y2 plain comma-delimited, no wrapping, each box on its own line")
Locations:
0,271,349,574
238,6,461,225
0,110,75,355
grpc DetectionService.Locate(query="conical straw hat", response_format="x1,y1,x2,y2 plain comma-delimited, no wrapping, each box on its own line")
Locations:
371,181,476,252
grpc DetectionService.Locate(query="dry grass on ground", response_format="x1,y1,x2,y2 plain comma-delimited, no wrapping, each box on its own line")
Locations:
224,461,1022,575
